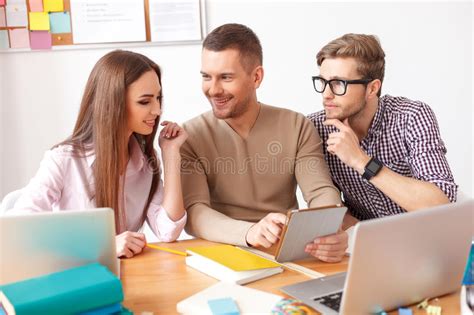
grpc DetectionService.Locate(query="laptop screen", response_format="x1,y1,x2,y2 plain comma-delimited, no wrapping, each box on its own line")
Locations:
0,208,118,285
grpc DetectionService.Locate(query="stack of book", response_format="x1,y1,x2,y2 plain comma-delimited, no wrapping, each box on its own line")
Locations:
185,244,283,285
0,263,130,315
461,240,473,314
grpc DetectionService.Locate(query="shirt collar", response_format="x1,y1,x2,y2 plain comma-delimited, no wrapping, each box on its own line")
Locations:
367,95,387,136
85,136,147,172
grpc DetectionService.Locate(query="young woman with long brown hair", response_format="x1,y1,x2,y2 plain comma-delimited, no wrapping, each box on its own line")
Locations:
13,50,187,258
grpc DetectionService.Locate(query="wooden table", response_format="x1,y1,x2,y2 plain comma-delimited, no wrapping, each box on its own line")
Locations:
121,239,460,314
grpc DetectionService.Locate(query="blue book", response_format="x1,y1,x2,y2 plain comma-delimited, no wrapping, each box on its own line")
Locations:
79,303,122,315
0,263,123,315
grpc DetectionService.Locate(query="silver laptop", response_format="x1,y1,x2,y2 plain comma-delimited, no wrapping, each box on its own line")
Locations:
0,208,118,285
281,199,473,314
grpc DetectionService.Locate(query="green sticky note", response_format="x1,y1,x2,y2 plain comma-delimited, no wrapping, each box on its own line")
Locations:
0,30,9,49
49,12,71,34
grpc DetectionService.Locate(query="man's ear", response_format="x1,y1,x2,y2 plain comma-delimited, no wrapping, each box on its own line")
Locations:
366,79,381,99
253,66,264,89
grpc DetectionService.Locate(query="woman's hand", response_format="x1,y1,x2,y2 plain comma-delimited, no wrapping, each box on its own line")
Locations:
116,231,147,258
158,121,188,151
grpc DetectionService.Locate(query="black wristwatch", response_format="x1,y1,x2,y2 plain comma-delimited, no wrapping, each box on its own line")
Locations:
362,157,383,180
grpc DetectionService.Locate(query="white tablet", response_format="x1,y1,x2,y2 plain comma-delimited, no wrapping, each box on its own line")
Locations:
274,204,347,262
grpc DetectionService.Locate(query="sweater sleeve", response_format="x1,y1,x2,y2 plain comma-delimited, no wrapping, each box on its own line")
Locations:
180,136,253,246
295,116,342,207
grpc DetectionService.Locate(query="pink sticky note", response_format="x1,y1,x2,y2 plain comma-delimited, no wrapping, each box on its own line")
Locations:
0,7,6,27
29,0,43,12
30,31,52,49
0,0,5,6
9,28,30,48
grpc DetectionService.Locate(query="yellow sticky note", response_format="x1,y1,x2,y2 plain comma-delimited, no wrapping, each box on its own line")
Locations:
43,0,64,12
29,12,50,31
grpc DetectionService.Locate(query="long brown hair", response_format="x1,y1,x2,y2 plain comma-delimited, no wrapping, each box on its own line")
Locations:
59,50,161,233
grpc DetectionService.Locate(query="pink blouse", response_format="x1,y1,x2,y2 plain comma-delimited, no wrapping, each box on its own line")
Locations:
13,137,186,242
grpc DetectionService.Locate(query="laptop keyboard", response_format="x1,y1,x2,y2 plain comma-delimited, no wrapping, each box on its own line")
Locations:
314,291,343,312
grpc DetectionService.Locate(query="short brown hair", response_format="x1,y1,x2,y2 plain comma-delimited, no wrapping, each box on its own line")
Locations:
203,23,263,72
317,34,385,96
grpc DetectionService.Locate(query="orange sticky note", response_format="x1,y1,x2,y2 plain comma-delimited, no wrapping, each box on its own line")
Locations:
29,12,50,31
29,0,44,12
43,0,64,12
9,28,30,48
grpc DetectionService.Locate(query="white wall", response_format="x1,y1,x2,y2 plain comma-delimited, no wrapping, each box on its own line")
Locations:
1,1,473,201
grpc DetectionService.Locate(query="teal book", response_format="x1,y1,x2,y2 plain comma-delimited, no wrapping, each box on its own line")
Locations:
462,242,473,285
78,303,122,315
0,263,123,315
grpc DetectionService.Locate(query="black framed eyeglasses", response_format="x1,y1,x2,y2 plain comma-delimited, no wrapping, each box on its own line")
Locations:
312,76,373,96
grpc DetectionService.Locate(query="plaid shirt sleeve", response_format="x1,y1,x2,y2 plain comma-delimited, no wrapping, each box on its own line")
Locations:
405,102,458,202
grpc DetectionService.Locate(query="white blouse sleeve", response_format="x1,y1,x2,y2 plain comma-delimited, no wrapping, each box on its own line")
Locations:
145,178,187,242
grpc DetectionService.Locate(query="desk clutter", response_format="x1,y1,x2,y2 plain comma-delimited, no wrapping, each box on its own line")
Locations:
177,281,282,314
0,263,131,315
177,282,314,315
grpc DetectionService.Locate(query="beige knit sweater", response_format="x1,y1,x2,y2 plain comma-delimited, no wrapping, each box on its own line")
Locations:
180,104,341,246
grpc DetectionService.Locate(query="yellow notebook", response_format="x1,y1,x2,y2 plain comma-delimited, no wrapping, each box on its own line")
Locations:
186,245,280,271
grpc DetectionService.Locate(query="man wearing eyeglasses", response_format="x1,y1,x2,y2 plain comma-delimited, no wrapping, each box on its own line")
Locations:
307,34,457,234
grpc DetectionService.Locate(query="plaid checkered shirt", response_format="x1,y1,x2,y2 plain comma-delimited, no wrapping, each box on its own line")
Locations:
307,94,457,220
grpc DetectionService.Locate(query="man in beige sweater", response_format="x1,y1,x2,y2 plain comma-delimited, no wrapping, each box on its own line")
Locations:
181,23,347,262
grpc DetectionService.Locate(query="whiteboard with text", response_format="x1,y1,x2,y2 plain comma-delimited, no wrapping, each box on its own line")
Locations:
0,0,206,51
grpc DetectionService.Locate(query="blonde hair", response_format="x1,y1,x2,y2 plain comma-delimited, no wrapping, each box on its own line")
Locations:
317,34,385,97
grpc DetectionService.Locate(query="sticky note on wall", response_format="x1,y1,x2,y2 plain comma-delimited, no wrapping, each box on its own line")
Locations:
29,12,50,31
9,28,30,48
0,7,6,27
0,30,9,49
49,12,71,33
6,4,28,27
44,0,64,12
29,0,44,12
30,31,52,49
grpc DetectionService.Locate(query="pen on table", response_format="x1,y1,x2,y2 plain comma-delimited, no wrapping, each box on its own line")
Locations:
146,244,188,256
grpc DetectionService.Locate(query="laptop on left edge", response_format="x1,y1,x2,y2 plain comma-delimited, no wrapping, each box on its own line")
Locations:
0,208,118,285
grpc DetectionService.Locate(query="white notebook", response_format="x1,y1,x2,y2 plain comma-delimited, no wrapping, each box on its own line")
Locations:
177,282,283,315
185,254,283,285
